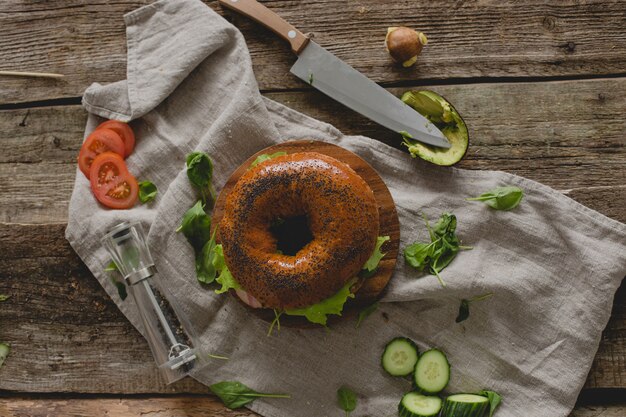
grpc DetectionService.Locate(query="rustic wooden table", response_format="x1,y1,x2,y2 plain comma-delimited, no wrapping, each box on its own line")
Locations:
1,1,625,416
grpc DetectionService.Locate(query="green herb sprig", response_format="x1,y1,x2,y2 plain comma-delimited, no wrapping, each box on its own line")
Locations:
467,186,523,211
456,293,493,323
0,295,9,302
267,309,283,337
404,213,471,287
209,381,290,409
337,386,357,417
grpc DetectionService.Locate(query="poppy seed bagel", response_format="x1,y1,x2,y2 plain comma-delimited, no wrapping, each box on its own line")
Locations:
219,152,380,310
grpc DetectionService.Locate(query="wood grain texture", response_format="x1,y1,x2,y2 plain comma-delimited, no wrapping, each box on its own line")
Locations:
2,0,626,103
0,73,624,396
0,395,624,417
1,78,625,224
210,140,400,325
0,218,624,393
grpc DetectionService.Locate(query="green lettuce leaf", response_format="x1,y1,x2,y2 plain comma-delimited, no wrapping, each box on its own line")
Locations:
362,236,390,272
249,152,287,169
285,279,355,326
213,244,241,294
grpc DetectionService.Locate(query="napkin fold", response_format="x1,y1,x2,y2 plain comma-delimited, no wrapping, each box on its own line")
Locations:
67,1,626,416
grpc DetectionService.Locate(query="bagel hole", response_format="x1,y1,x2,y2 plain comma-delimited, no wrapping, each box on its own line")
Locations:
270,215,313,256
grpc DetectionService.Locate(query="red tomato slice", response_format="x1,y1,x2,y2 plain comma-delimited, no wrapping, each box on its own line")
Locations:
78,128,125,178
96,120,136,157
89,152,138,209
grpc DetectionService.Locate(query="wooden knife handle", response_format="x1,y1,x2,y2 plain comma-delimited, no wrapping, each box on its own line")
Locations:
218,0,309,54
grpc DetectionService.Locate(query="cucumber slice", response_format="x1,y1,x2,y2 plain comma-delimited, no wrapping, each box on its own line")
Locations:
398,392,442,417
413,349,450,394
0,343,9,368
381,337,419,377
441,394,490,417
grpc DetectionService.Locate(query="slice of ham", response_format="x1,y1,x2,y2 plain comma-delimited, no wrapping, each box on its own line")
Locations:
235,289,263,309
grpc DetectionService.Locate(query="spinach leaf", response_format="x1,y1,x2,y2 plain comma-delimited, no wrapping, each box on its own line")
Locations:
138,181,158,203
249,152,287,169
337,386,357,417
404,213,470,287
110,277,128,301
467,186,523,211
177,200,212,253
186,152,213,188
456,293,493,323
479,390,502,417
186,152,216,208
0,295,9,302
104,261,127,300
209,381,290,410
362,236,390,273
355,302,379,329
404,242,435,270
196,229,218,284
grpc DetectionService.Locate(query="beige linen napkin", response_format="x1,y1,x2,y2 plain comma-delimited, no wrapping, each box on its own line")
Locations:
66,1,626,416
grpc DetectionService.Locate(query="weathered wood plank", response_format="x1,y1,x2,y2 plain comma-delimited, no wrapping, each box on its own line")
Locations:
1,78,625,224
0,396,254,417
0,222,624,393
0,395,624,417
2,0,626,104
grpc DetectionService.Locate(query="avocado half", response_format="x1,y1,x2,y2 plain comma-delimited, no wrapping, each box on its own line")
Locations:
400,90,469,166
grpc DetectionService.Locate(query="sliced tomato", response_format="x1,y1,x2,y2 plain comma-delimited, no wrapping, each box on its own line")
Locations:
78,128,125,178
96,120,135,157
89,152,138,209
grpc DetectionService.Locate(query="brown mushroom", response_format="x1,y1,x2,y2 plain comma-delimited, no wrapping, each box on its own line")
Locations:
385,27,428,67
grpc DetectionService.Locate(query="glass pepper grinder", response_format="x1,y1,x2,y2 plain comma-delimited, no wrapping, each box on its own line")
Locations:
102,221,202,384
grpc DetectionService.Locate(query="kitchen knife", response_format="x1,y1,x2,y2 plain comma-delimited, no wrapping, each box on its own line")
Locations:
218,0,451,148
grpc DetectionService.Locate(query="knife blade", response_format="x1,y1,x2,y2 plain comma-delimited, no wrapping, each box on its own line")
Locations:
218,0,450,148
290,42,450,148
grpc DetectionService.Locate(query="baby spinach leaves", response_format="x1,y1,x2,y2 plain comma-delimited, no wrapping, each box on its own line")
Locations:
177,200,212,253
196,229,219,284
456,293,493,323
138,181,157,203
467,186,523,211
186,152,216,208
209,381,290,409
404,213,471,287
337,386,358,417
